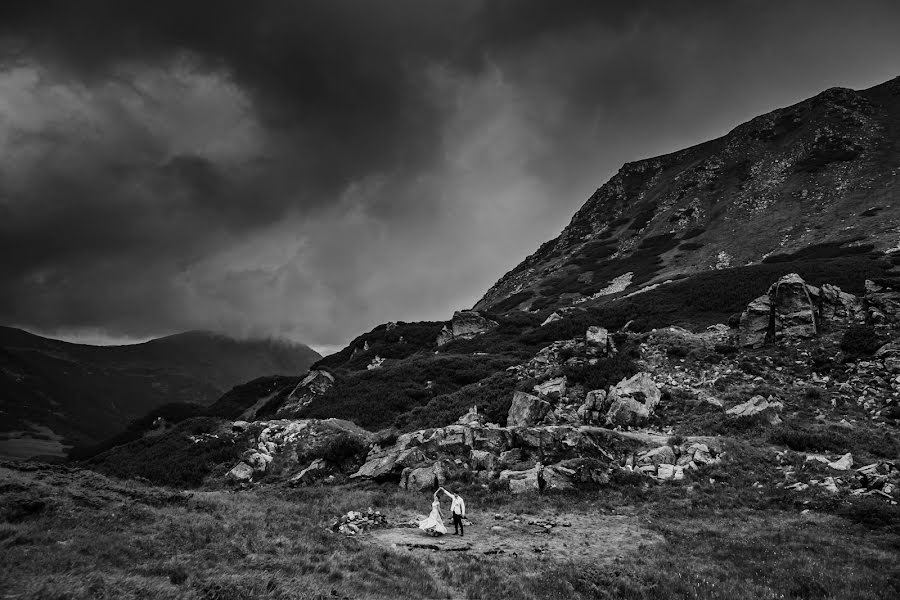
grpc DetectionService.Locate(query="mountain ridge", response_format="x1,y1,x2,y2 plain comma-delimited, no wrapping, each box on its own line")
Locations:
475,75,900,313
0,326,321,458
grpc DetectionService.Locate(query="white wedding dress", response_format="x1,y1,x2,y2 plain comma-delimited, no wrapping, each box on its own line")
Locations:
417,500,447,535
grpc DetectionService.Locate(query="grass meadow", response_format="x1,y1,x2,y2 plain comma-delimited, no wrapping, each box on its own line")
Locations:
2,461,899,599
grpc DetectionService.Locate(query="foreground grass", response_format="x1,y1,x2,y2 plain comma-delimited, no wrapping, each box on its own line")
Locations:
1,463,898,599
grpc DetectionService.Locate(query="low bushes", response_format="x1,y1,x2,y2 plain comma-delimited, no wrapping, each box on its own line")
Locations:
840,325,883,358
766,425,850,453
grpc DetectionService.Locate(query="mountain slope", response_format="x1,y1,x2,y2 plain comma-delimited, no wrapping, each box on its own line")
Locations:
476,76,900,313
0,327,320,458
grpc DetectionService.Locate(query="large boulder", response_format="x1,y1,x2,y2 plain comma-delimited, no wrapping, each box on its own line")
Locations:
771,273,817,341
726,395,783,425
637,445,676,466
507,391,551,427
437,310,498,346
605,373,661,426
277,370,336,417
818,283,865,327
399,461,448,491
227,462,254,483
739,294,773,348
352,447,425,480
541,464,576,491
585,326,616,356
865,280,900,326
533,376,567,400
500,464,542,493
289,458,331,486
577,389,607,425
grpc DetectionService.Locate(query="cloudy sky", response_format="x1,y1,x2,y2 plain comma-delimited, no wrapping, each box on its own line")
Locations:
1,1,899,353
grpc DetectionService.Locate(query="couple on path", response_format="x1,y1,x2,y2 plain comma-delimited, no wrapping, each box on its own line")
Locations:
418,487,466,536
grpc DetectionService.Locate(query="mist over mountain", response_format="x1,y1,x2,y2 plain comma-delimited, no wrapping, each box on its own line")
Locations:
0,327,319,458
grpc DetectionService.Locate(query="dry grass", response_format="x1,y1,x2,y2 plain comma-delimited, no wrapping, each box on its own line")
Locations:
2,462,899,599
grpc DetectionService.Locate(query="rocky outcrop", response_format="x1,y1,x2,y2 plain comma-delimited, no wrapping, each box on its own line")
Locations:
725,395,783,424
289,458,331,486
533,376,567,400
507,392,551,427
350,412,651,493
276,370,335,417
604,373,661,426
585,326,616,356
771,273,818,341
740,274,872,347
399,461,449,492
577,389,607,425
500,464,543,493
865,280,900,326
227,462,254,483
227,418,372,483
541,312,562,326
436,311,498,346
739,295,773,348
818,284,865,326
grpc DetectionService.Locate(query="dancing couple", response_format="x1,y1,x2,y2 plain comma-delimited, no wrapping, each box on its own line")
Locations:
417,487,466,536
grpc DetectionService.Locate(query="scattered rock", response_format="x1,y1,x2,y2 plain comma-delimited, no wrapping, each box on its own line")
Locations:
828,453,853,471
541,312,562,326
726,395,783,425
533,376,567,400
227,462,254,483
508,391,551,427
605,372,661,426
437,311,499,346
500,464,542,494
638,446,676,466
290,458,331,486
739,294,773,348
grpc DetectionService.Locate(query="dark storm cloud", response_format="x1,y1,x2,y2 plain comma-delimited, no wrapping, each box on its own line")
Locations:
1,1,899,350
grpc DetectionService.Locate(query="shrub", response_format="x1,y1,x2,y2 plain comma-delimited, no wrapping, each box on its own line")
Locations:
667,434,686,447
840,325,883,357
320,435,368,465
836,497,900,534
767,425,849,452
562,354,638,391
85,418,246,488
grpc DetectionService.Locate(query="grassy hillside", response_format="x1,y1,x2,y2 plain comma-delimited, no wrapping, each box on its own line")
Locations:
0,328,320,457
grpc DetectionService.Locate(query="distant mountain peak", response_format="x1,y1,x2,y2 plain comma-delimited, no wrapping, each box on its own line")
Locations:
475,74,900,313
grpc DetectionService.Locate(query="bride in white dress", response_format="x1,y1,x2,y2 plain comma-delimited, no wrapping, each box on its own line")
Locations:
417,490,448,535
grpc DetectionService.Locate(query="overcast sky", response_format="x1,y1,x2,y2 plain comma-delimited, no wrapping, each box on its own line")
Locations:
1,1,899,353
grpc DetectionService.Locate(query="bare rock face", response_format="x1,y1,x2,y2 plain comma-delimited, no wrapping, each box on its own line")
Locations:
739,274,868,347
500,464,542,493
277,370,335,417
541,464,576,491
436,310,498,346
577,389,607,425
227,462,254,483
541,312,562,326
637,445,676,466
585,326,616,356
605,372,661,426
507,391,551,427
739,294,773,348
436,325,454,347
771,273,818,341
289,458,331,486
818,283,865,326
533,376,567,400
865,279,900,326
399,461,449,491
725,395,783,425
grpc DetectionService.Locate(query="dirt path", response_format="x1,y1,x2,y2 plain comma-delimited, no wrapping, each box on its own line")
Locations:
368,509,663,564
